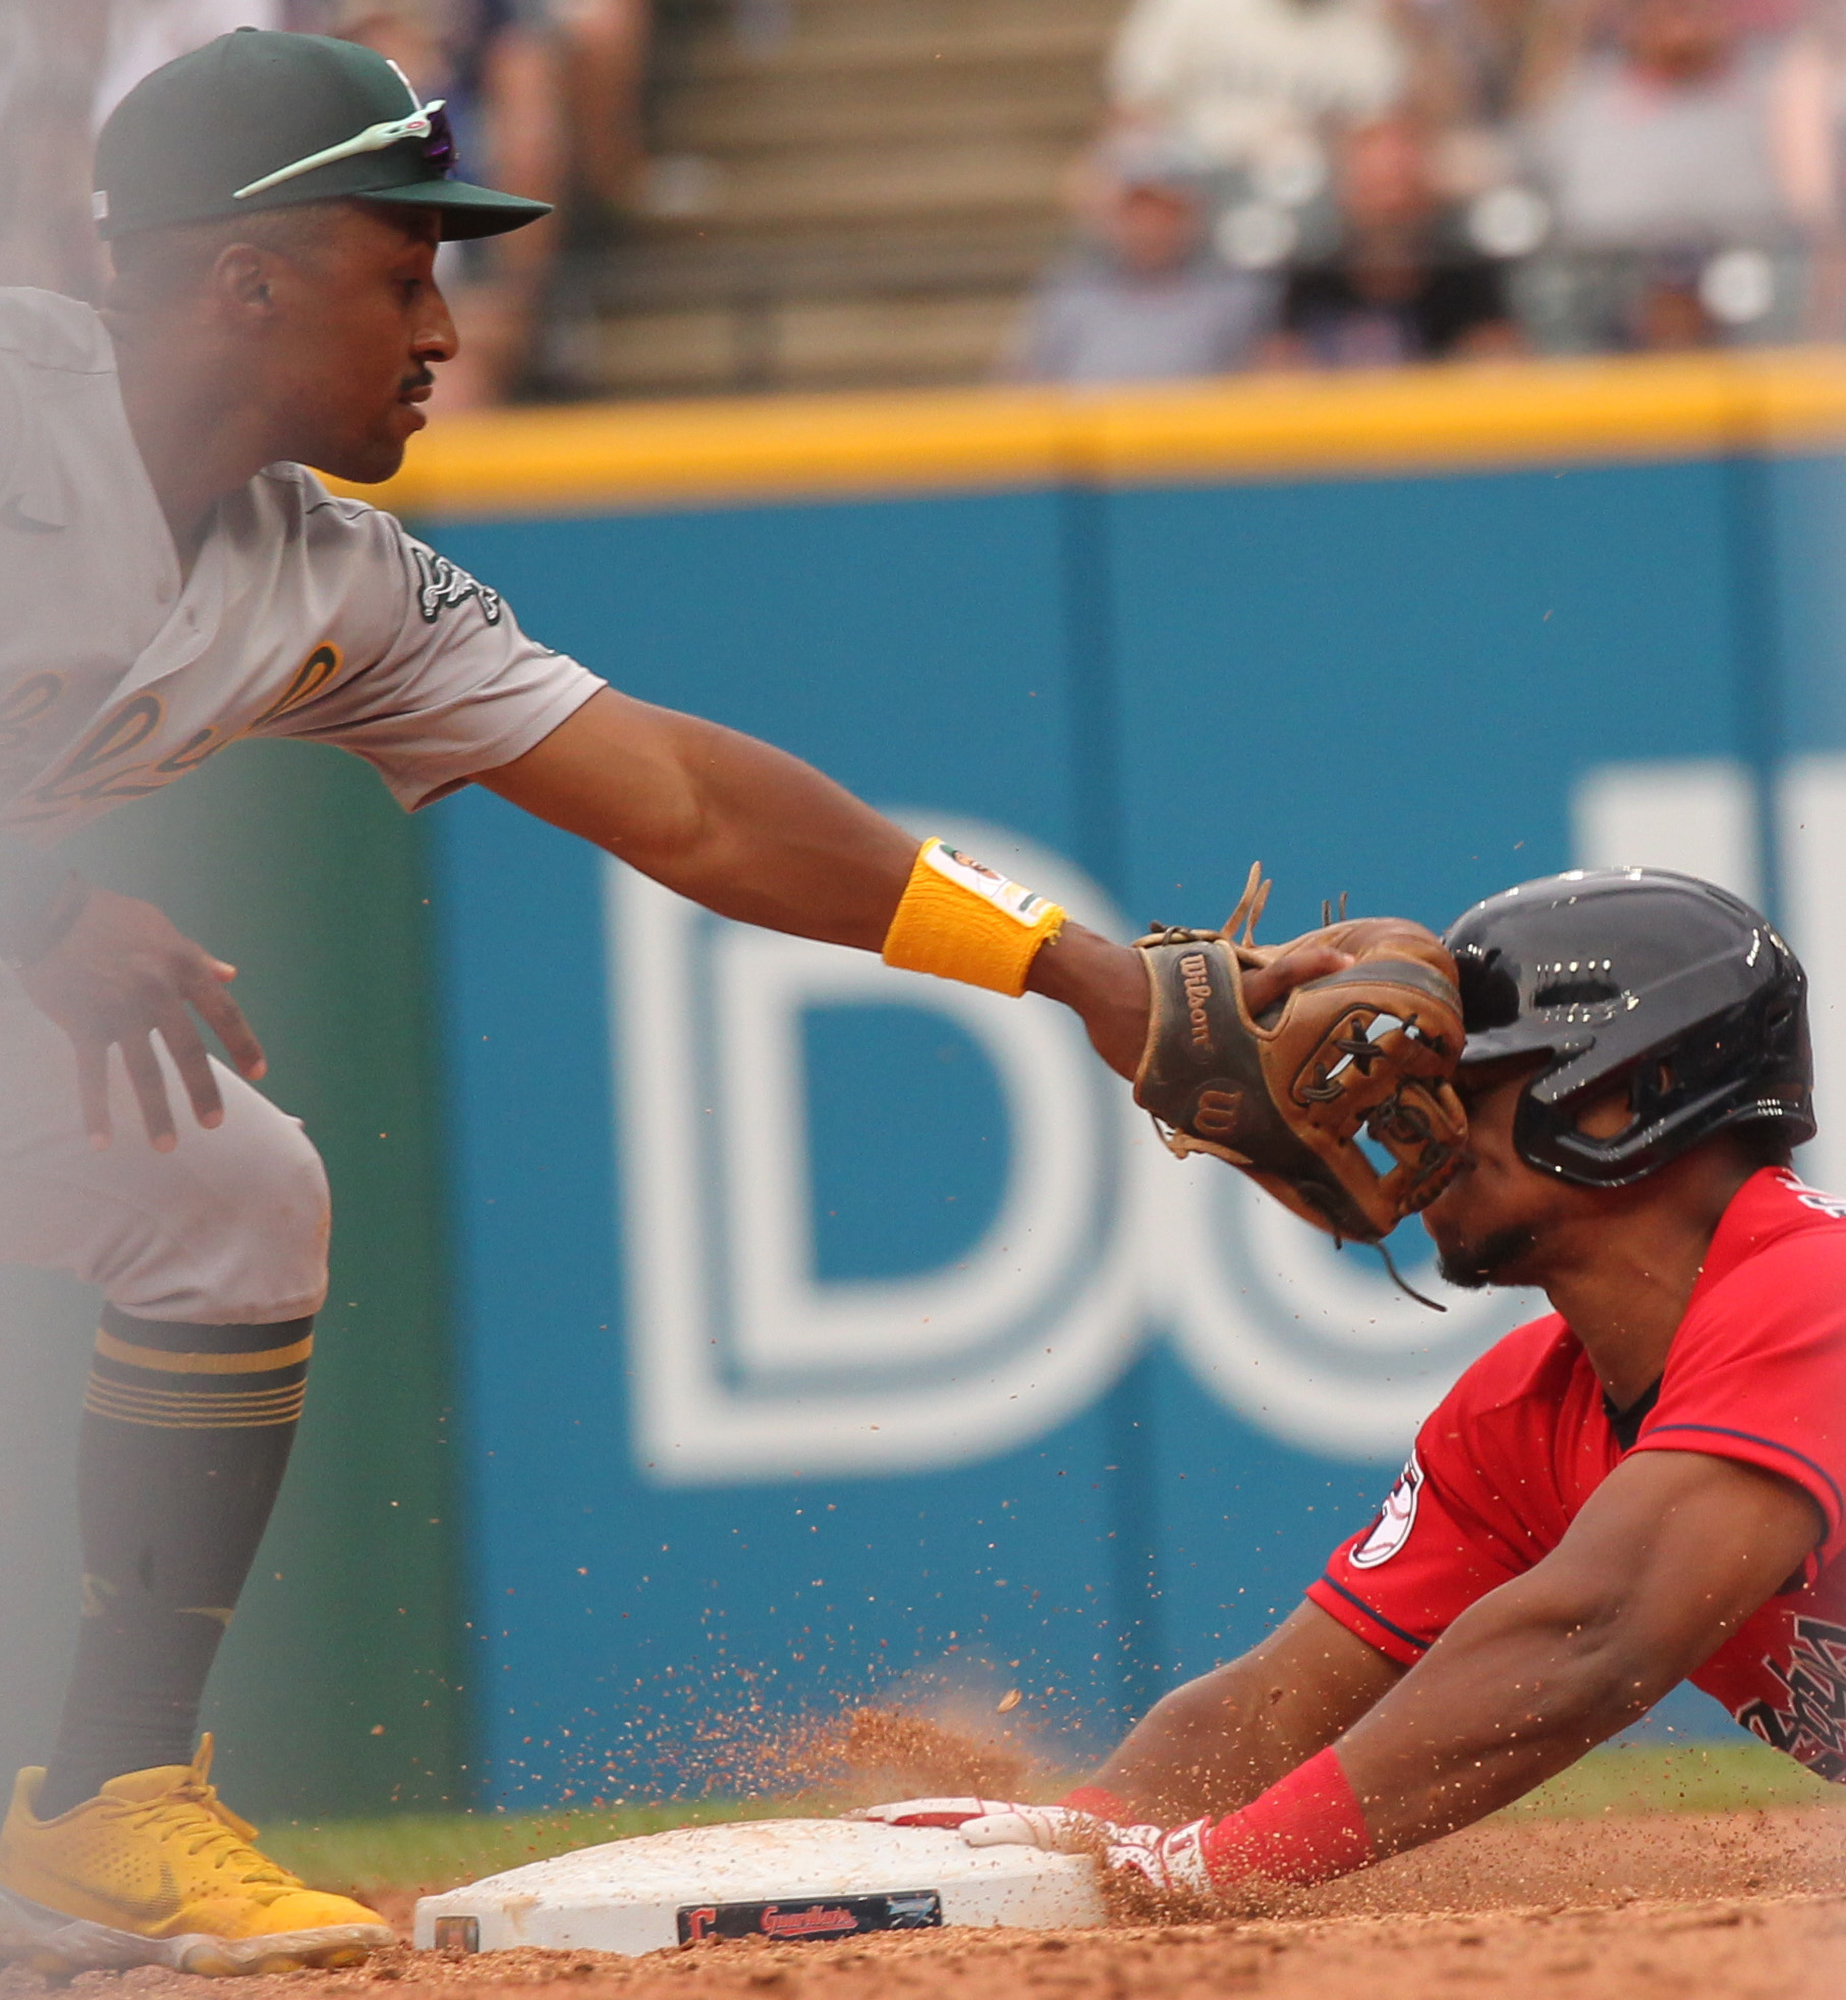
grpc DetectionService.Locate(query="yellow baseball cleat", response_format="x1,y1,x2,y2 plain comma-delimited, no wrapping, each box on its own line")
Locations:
0,1735,394,1976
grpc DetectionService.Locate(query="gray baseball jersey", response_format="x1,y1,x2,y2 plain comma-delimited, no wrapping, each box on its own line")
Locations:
0,285,604,844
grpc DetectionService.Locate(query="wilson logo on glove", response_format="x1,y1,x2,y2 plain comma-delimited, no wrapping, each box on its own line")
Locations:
1133,864,1468,1246
1181,955,1215,1049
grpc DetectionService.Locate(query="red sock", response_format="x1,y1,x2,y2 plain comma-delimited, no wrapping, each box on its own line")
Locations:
1200,1748,1373,1889
1058,1784,1130,1820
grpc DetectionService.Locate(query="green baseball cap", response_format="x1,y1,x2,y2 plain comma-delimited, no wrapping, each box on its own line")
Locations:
93,29,551,241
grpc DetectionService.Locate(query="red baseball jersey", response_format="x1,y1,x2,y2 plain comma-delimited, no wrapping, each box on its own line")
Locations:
1307,1167,1846,1781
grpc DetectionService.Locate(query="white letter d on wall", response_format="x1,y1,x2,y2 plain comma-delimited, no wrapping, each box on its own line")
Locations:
607,820,1144,1484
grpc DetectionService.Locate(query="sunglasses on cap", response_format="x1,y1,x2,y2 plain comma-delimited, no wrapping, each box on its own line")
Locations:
231,57,456,201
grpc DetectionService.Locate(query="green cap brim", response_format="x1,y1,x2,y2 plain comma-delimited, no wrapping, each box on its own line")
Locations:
355,179,552,241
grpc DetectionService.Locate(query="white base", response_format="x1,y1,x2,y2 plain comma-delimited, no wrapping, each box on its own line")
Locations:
413,1818,1105,1958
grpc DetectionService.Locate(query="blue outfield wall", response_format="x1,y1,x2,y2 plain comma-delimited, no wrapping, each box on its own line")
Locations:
420,435,1846,1804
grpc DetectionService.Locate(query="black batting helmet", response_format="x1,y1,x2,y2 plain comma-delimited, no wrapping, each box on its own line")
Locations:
1442,869,1814,1187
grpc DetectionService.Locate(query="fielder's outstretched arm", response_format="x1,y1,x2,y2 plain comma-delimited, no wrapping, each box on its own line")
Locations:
6,684,1348,1144
477,685,1346,1080
479,688,923,946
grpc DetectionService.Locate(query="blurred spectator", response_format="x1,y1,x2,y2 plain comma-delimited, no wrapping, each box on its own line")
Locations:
1395,0,1591,128
0,0,626,400
92,0,282,125
556,0,651,221
306,0,651,401
1108,0,1412,210
1006,136,1278,383
1,0,277,298
326,0,563,404
1738,0,1811,28
1266,113,1521,363
1512,0,1836,347
1528,0,1801,248
1390,0,1593,203
325,0,648,217
0,0,109,298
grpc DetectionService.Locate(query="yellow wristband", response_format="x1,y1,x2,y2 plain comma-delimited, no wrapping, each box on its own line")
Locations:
881,838,1066,997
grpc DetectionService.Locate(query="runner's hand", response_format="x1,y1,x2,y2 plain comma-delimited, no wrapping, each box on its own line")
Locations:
16,885,266,1151
960,1806,1216,1896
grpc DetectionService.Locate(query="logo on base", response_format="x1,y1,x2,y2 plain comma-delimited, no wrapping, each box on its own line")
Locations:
677,1892,942,1945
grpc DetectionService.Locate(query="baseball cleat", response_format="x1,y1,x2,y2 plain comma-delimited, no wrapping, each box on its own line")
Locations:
0,1735,393,1976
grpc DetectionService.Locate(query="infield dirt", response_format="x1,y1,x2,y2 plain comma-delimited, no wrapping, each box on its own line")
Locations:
0,1805,1836,2000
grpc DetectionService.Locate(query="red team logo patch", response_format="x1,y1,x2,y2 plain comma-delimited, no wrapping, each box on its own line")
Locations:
1350,1453,1424,1569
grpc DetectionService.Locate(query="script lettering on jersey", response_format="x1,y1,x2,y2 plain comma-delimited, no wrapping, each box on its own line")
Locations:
412,547,503,626
16,693,167,815
1778,1169,1846,1222
13,645,346,819
0,673,61,754
0,673,64,800
1737,1615,1846,1782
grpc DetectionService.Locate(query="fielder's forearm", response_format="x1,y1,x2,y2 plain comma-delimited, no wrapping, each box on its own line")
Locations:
481,689,918,947
597,717,918,946
481,687,1139,1019
481,687,1173,1083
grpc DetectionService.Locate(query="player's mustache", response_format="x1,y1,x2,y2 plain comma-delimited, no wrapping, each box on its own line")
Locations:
398,366,436,396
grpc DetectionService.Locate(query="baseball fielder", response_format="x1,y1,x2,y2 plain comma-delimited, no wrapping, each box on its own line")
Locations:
0,27,1381,1976
866,870,1846,1902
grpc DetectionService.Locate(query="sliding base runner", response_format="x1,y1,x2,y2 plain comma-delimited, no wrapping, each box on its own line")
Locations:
412,1818,1104,1957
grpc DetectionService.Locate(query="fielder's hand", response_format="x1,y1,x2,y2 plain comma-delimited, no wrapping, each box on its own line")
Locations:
1133,866,1466,1241
1028,925,1356,1084
17,885,267,1152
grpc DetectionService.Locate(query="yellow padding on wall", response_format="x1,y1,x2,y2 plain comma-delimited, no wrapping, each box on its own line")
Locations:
335,348,1846,521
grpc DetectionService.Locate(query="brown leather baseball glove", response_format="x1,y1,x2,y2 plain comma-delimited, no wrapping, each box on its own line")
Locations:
1133,866,1467,1243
